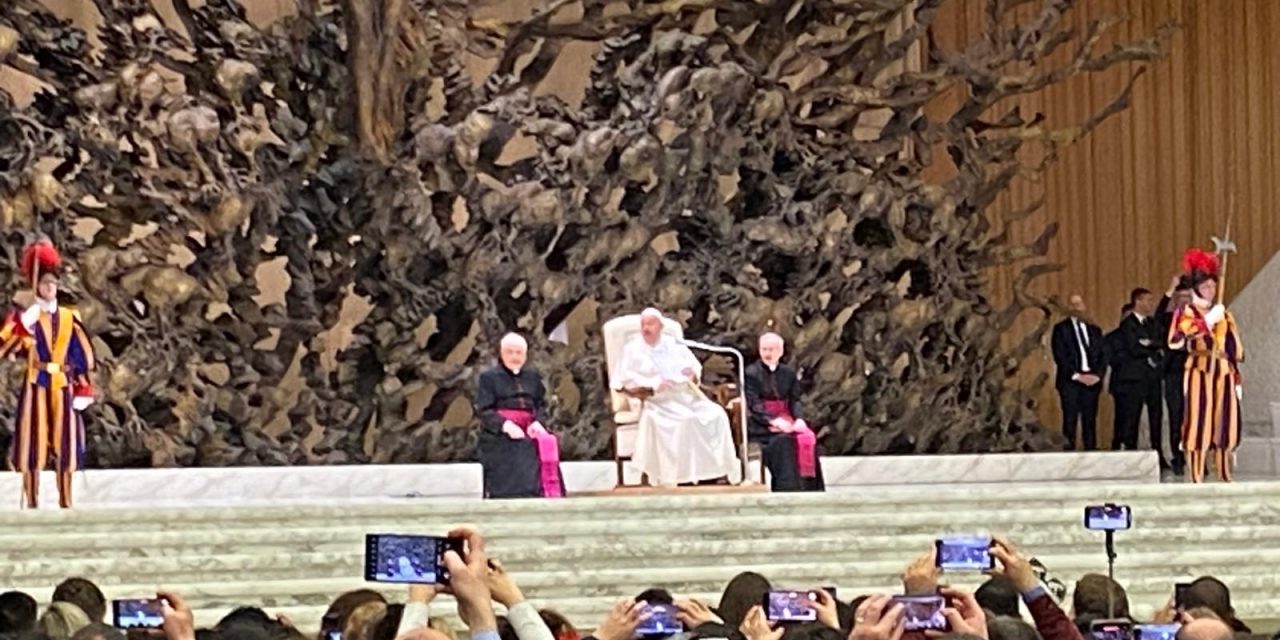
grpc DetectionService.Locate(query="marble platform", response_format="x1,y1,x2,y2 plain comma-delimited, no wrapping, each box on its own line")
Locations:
0,480,1277,634
0,451,1159,509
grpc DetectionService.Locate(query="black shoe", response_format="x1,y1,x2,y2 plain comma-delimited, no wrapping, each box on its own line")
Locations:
1159,458,1172,471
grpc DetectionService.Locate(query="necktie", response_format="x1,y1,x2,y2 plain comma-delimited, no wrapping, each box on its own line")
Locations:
1075,320,1091,372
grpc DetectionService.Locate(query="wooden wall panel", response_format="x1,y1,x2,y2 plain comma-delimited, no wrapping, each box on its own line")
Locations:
934,0,1280,437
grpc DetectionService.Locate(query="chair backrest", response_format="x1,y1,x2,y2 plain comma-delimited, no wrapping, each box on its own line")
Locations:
602,313,684,414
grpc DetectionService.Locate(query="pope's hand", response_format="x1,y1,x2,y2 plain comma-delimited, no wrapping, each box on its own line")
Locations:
72,396,93,412
20,304,41,330
527,422,548,436
502,421,525,439
1204,304,1226,328
681,367,696,381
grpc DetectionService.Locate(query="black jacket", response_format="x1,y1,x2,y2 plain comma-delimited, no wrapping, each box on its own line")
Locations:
1108,313,1164,393
1052,318,1107,390
744,361,802,440
473,365,548,438
1156,295,1188,378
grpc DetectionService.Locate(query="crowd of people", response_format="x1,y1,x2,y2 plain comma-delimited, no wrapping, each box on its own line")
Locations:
0,528,1258,640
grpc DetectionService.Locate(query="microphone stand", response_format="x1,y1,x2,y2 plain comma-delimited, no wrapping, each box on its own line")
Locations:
679,340,751,485
1105,529,1117,618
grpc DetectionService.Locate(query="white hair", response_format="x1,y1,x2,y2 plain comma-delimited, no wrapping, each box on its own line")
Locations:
640,307,663,320
759,332,784,347
499,333,527,350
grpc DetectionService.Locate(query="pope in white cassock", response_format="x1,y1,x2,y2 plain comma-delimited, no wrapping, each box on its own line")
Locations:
613,308,738,486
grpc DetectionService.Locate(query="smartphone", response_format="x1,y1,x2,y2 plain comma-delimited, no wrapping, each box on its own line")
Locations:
1136,624,1181,640
1084,504,1132,531
364,534,464,584
635,603,681,636
891,595,947,632
1173,583,1191,611
1091,619,1134,640
934,537,994,571
764,590,819,622
822,586,838,601
112,598,165,630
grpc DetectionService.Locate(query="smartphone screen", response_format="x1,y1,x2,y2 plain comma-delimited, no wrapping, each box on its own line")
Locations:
1174,583,1191,611
1091,619,1134,640
635,603,681,636
934,537,993,571
364,534,464,584
1084,504,1132,530
1136,624,1181,640
113,599,164,630
764,590,819,622
891,596,947,632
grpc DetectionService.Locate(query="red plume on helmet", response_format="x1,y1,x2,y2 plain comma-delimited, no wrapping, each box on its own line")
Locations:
20,240,62,284
1181,248,1220,279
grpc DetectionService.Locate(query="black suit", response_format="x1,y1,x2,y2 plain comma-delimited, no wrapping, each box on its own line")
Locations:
1107,313,1165,455
744,361,825,492
1052,317,1107,450
1156,296,1187,470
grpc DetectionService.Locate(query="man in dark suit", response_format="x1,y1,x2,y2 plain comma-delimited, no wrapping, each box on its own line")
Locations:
1052,294,1107,450
1156,277,1191,474
1108,288,1166,462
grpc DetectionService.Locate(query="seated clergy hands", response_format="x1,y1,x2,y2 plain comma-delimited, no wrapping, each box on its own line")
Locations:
502,421,526,439
527,421,548,436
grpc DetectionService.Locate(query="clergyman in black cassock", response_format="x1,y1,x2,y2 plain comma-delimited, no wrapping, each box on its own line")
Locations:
472,333,565,499
744,333,825,492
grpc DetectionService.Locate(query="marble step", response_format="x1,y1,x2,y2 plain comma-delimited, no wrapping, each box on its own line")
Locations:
4,499,1279,552
4,531,1280,583
6,482,1280,531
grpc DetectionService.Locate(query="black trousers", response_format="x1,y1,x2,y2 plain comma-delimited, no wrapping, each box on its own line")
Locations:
1059,383,1101,451
756,434,826,492
1112,379,1163,455
1164,371,1186,468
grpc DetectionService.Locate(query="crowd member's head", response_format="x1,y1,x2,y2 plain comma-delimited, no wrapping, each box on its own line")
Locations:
975,577,1021,619
780,623,844,640
217,607,274,633
496,616,518,640
428,618,458,640
1182,577,1247,632
0,591,38,634
368,604,405,640
39,602,91,640
1072,574,1129,620
70,623,125,640
539,609,578,640
319,590,387,640
52,579,106,624
1177,617,1234,640
717,572,772,629
344,601,388,640
988,617,1041,640
635,588,675,606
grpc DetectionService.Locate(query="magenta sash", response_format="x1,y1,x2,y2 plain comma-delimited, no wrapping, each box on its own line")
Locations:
497,409,564,498
762,399,817,478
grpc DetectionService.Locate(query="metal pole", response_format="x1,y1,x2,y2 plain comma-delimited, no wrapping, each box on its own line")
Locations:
679,341,751,485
